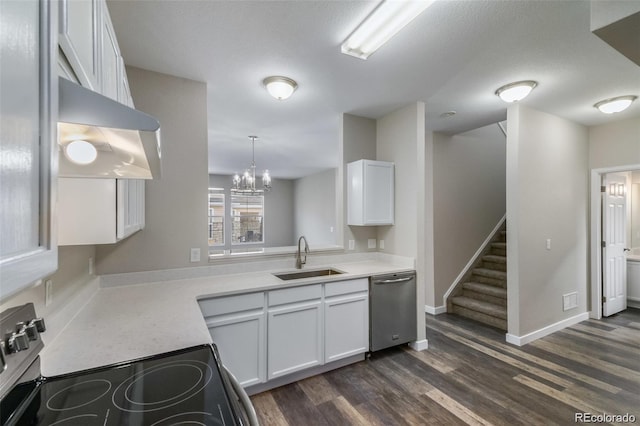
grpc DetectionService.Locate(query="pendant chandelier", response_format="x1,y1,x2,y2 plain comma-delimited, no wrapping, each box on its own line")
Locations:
231,136,272,194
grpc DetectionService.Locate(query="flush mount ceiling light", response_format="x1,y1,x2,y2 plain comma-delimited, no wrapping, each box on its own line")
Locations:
341,0,435,60
64,140,98,165
495,80,538,103
594,95,637,114
232,136,272,195
263,76,298,100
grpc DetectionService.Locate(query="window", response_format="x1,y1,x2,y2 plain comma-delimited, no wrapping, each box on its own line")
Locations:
208,189,224,246
231,194,264,244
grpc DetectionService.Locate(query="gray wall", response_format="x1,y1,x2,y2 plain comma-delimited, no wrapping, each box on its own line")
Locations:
588,116,640,170
433,124,506,305
341,114,378,252
507,104,589,337
209,174,295,249
96,67,209,274
294,168,337,246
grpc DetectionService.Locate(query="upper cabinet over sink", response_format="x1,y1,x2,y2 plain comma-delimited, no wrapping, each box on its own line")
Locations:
347,160,395,226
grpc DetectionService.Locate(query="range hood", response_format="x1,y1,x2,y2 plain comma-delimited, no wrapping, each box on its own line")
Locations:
58,77,161,179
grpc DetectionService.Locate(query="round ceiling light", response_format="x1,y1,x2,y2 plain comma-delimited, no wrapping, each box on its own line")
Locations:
65,140,97,165
594,95,637,114
263,76,298,100
495,80,537,103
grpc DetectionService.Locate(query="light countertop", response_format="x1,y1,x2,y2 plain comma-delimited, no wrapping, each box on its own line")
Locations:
41,259,413,376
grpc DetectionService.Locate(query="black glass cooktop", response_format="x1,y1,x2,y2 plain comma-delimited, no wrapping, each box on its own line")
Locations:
3,345,241,426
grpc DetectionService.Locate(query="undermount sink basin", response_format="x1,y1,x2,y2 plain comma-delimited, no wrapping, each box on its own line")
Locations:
274,268,344,281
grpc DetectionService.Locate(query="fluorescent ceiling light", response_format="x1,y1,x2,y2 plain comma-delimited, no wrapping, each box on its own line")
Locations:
342,0,435,60
64,140,97,165
495,80,537,103
594,95,637,114
263,76,298,100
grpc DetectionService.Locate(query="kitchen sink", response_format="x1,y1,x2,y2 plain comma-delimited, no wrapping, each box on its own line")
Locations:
273,268,344,281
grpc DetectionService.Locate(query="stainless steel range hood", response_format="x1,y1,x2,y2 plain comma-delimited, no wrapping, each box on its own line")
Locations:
58,77,161,179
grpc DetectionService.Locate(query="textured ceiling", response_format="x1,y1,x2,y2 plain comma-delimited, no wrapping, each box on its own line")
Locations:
107,0,640,179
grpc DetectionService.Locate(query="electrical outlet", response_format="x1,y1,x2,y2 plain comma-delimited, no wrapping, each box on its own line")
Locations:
190,248,201,262
546,239,551,250
379,240,385,250
45,280,53,307
89,257,94,275
368,239,376,249
348,240,355,250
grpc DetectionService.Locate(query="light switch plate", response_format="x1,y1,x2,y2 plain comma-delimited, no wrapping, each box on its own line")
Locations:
563,292,577,311
45,280,53,307
368,239,376,249
348,240,355,250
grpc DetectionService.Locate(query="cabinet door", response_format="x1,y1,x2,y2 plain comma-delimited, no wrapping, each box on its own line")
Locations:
363,161,394,225
207,312,266,387
59,0,100,91
117,179,145,240
325,293,369,362
268,301,323,379
100,1,119,101
0,0,57,300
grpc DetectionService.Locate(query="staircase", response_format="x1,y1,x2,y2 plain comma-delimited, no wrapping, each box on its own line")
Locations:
447,227,507,330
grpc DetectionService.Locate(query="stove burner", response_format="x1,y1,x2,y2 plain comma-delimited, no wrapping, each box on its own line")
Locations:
46,379,112,411
112,360,213,413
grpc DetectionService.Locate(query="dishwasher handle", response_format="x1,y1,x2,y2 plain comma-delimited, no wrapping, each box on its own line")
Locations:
373,276,413,284
223,366,260,426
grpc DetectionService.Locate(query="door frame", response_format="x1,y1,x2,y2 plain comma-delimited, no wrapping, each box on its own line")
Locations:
590,164,640,319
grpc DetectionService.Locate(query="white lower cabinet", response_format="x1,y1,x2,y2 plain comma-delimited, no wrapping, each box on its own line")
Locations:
200,292,266,387
199,279,368,389
267,285,323,379
324,279,369,363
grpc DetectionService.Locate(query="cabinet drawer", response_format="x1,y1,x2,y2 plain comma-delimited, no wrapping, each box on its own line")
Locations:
199,292,264,317
325,278,368,298
268,284,322,307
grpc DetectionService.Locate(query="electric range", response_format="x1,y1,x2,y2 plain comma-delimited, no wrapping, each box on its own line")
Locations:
0,303,247,426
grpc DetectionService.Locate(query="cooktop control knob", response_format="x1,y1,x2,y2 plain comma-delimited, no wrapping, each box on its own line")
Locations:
25,323,39,341
30,318,46,333
14,332,29,352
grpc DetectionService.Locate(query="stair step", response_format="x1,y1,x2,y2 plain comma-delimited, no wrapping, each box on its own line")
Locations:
490,242,507,256
473,268,506,280
451,304,507,330
491,242,507,250
451,296,507,320
483,254,506,264
463,282,507,299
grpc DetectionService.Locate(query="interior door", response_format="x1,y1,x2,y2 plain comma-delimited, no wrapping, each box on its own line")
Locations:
602,173,628,316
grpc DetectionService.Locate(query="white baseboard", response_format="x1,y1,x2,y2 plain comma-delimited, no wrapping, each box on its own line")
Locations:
424,304,446,315
627,299,640,309
410,339,429,351
505,312,589,346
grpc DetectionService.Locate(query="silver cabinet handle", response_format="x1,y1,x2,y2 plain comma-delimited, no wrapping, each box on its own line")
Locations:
375,277,413,284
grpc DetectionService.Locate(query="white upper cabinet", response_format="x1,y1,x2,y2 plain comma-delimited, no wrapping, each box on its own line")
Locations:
100,1,119,101
59,0,101,91
58,178,145,245
0,0,58,301
347,160,395,226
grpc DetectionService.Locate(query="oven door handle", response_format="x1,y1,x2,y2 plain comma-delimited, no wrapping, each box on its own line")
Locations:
223,366,259,426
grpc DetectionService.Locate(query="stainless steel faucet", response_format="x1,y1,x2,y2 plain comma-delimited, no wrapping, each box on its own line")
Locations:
296,236,310,269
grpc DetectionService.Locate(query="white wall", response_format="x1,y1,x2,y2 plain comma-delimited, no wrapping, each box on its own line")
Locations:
433,124,506,304
96,67,209,274
0,246,98,344
507,105,589,337
294,168,337,246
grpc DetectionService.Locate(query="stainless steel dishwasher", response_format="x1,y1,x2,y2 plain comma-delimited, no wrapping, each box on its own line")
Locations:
369,272,417,352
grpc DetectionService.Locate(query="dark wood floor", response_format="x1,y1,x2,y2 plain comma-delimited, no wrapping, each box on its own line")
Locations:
250,309,640,425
